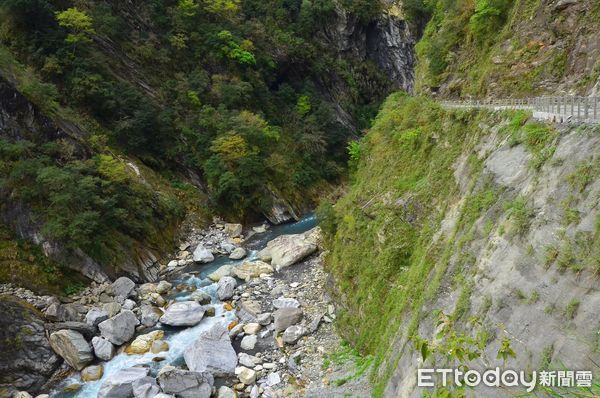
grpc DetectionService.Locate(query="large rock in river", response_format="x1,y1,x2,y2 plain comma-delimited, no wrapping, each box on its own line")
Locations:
0,296,61,395
97,367,149,398
158,368,213,398
184,323,237,377
92,336,115,361
140,304,162,328
132,376,160,398
233,261,273,281
160,301,205,326
207,264,235,282
48,329,93,370
111,277,136,298
98,310,137,345
257,233,317,270
125,330,164,355
193,245,214,263
224,223,243,237
216,276,237,301
228,247,247,260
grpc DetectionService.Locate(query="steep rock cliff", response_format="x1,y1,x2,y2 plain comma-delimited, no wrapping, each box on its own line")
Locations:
320,2,416,130
326,4,415,92
0,295,61,396
322,94,600,396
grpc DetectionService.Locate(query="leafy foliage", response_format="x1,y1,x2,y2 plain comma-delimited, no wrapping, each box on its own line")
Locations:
55,7,95,45
469,0,512,45
0,0,390,223
0,138,182,263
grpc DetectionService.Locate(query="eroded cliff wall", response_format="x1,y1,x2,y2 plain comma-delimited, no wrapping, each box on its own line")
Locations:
322,94,600,396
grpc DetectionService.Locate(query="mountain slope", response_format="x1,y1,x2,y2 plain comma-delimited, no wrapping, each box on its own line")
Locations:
415,0,600,97
321,94,600,397
0,0,417,288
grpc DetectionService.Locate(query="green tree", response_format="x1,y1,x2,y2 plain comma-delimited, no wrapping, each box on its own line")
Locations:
177,0,199,17
469,0,512,45
296,95,312,116
202,0,240,16
55,7,95,45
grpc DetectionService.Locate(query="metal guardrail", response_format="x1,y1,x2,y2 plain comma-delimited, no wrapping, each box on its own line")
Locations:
440,96,600,124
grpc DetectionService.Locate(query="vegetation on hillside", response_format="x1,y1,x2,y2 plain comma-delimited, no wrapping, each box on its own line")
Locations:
319,94,599,396
0,0,395,280
0,0,390,222
414,0,600,97
319,93,488,394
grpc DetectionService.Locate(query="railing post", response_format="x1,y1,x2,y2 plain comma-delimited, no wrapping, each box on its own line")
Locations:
595,97,598,121
571,96,574,118
542,97,545,112
585,97,589,121
577,97,581,121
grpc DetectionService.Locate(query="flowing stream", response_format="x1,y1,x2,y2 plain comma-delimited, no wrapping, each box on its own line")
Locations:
52,213,317,398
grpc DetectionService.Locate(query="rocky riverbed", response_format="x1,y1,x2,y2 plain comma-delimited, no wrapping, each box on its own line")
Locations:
1,216,371,398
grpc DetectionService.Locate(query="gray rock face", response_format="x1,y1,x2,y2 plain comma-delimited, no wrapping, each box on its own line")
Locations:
103,302,121,317
98,310,137,345
236,300,261,323
85,308,109,327
216,386,237,398
140,304,162,328
272,297,300,309
45,303,83,322
156,280,172,295
193,245,214,263
45,321,96,340
92,336,115,361
184,323,237,377
229,247,247,260
48,329,93,370
224,223,243,237
217,277,237,301
159,301,205,327
365,15,415,92
259,234,317,270
238,353,258,368
122,299,136,310
282,325,307,344
97,367,150,398
157,368,213,398
262,192,298,224
240,335,257,350
132,376,160,398
189,290,212,305
0,296,61,394
257,312,272,326
233,261,273,281
207,265,235,282
324,5,415,94
220,242,236,254
273,307,303,332
111,277,136,298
